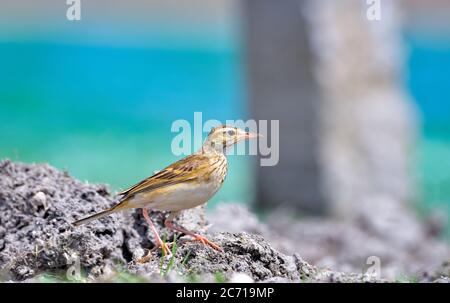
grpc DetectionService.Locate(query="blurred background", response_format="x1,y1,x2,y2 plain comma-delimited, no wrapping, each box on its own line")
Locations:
0,0,250,205
0,0,449,241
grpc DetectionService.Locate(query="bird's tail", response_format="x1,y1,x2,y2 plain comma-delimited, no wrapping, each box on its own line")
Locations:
71,204,123,227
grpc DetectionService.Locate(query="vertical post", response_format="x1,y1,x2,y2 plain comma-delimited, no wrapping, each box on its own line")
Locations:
242,0,415,218
241,0,328,214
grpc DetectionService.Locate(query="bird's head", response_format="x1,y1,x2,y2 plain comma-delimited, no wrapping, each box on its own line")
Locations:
202,125,260,153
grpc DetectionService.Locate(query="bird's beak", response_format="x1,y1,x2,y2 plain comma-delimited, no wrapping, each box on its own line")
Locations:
243,131,262,139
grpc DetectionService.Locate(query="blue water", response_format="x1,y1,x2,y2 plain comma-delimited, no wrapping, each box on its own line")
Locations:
404,31,450,218
0,31,449,214
0,41,251,206
406,33,450,135
0,42,243,124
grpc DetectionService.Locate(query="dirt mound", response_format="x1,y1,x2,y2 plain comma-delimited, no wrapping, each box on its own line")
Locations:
0,160,207,281
2,160,342,282
0,159,127,280
127,232,384,283
3,159,441,282
209,204,450,282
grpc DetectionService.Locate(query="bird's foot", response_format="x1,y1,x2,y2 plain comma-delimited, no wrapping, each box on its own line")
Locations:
192,234,222,251
137,251,153,264
136,241,173,264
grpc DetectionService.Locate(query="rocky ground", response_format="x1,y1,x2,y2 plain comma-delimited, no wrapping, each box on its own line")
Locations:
0,160,448,282
209,204,450,282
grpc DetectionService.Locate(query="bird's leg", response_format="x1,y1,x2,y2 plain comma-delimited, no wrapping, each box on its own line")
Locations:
139,208,172,262
164,212,222,251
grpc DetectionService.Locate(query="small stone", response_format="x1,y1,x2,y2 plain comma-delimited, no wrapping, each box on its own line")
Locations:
229,272,254,283
31,192,47,209
132,248,146,261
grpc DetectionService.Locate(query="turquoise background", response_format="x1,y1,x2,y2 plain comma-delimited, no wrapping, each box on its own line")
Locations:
406,32,450,218
0,40,252,207
0,26,449,215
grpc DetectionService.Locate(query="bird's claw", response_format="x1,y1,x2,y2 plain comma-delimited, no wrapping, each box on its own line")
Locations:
137,251,152,264
136,241,173,264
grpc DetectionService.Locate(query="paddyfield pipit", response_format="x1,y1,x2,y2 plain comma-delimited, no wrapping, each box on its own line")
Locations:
72,125,260,259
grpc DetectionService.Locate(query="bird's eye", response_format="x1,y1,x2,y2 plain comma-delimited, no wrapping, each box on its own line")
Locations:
227,130,236,136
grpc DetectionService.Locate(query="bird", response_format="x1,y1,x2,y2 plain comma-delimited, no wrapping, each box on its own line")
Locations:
72,125,260,260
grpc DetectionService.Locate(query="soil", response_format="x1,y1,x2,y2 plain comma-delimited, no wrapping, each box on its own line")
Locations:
0,160,448,282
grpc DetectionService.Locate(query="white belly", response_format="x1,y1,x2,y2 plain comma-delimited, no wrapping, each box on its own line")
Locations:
131,181,221,212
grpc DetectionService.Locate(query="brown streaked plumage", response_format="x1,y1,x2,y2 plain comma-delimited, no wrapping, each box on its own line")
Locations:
72,125,259,260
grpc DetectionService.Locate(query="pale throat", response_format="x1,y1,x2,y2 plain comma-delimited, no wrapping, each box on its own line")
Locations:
199,138,233,155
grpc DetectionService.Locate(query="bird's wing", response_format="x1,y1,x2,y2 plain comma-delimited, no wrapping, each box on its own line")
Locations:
117,154,212,200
